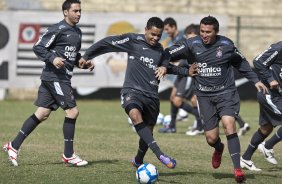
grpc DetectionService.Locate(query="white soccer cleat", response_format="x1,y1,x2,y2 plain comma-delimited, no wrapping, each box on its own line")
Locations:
185,129,204,136
240,157,261,171
3,142,19,166
62,153,88,166
238,123,250,136
258,142,278,165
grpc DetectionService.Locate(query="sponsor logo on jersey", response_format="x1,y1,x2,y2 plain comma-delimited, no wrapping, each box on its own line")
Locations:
262,51,278,65
112,37,129,45
64,46,77,61
198,84,224,92
197,62,221,77
255,46,271,61
169,45,185,54
216,47,222,58
140,56,156,70
45,34,55,47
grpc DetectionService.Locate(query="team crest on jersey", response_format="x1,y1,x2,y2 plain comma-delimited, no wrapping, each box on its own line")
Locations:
216,47,223,58
126,96,131,101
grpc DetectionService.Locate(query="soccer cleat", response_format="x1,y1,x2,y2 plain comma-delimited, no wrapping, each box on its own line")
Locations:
158,127,176,133
258,142,278,165
234,168,246,183
187,120,197,130
185,129,204,136
211,144,224,169
238,123,250,136
176,114,188,122
131,158,143,168
62,153,88,166
240,157,261,171
159,154,176,169
3,142,19,166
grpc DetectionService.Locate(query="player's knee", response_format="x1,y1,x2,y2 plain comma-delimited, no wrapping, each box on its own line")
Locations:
172,98,182,107
65,108,79,119
260,124,273,136
206,135,218,145
35,110,51,122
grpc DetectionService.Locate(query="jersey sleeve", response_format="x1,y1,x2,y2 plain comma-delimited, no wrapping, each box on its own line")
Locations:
231,47,259,84
82,33,133,60
166,63,188,76
33,25,59,64
253,42,281,83
164,41,189,63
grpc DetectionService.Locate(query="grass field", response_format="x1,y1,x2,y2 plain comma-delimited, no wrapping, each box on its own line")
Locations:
0,100,281,184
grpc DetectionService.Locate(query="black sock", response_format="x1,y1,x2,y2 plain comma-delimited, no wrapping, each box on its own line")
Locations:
170,102,178,128
236,116,245,128
209,137,224,152
12,114,41,150
135,138,149,164
180,102,194,114
134,122,163,158
227,133,241,169
265,126,282,149
242,129,267,160
63,117,76,158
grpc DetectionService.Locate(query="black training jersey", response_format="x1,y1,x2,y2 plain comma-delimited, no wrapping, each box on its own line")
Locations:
253,41,282,95
33,20,82,83
165,35,259,96
82,33,169,98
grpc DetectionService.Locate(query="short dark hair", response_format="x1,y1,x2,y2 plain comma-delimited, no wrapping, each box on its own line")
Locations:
164,17,177,28
146,17,164,30
184,24,200,35
62,0,81,11
200,16,219,33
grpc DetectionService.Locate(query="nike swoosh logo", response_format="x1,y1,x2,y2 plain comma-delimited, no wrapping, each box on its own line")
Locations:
241,160,253,168
143,47,148,50
235,78,249,87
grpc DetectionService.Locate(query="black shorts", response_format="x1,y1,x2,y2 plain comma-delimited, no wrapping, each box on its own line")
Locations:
257,91,282,126
198,91,240,131
121,91,160,126
174,76,194,99
34,80,76,111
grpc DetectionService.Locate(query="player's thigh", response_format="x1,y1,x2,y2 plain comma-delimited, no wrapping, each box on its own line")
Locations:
43,81,77,110
217,91,240,118
197,96,219,131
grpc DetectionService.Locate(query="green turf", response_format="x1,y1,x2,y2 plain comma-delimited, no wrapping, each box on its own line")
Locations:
0,100,281,184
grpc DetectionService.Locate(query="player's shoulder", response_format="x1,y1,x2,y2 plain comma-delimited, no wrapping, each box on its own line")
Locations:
270,41,282,50
51,20,81,33
217,35,234,46
187,36,202,45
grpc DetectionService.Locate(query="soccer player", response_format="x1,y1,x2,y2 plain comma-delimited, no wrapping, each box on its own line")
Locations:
3,0,92,166
159,24,204,135
163,17,183,46
79,17,177,169
240,41,282,171
164,15,268,183
163,17,189,119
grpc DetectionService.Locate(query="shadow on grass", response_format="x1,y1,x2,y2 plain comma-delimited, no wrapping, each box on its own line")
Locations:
24,159,119,167
158,171,199,184
265,166,282,172
212,171,282,180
